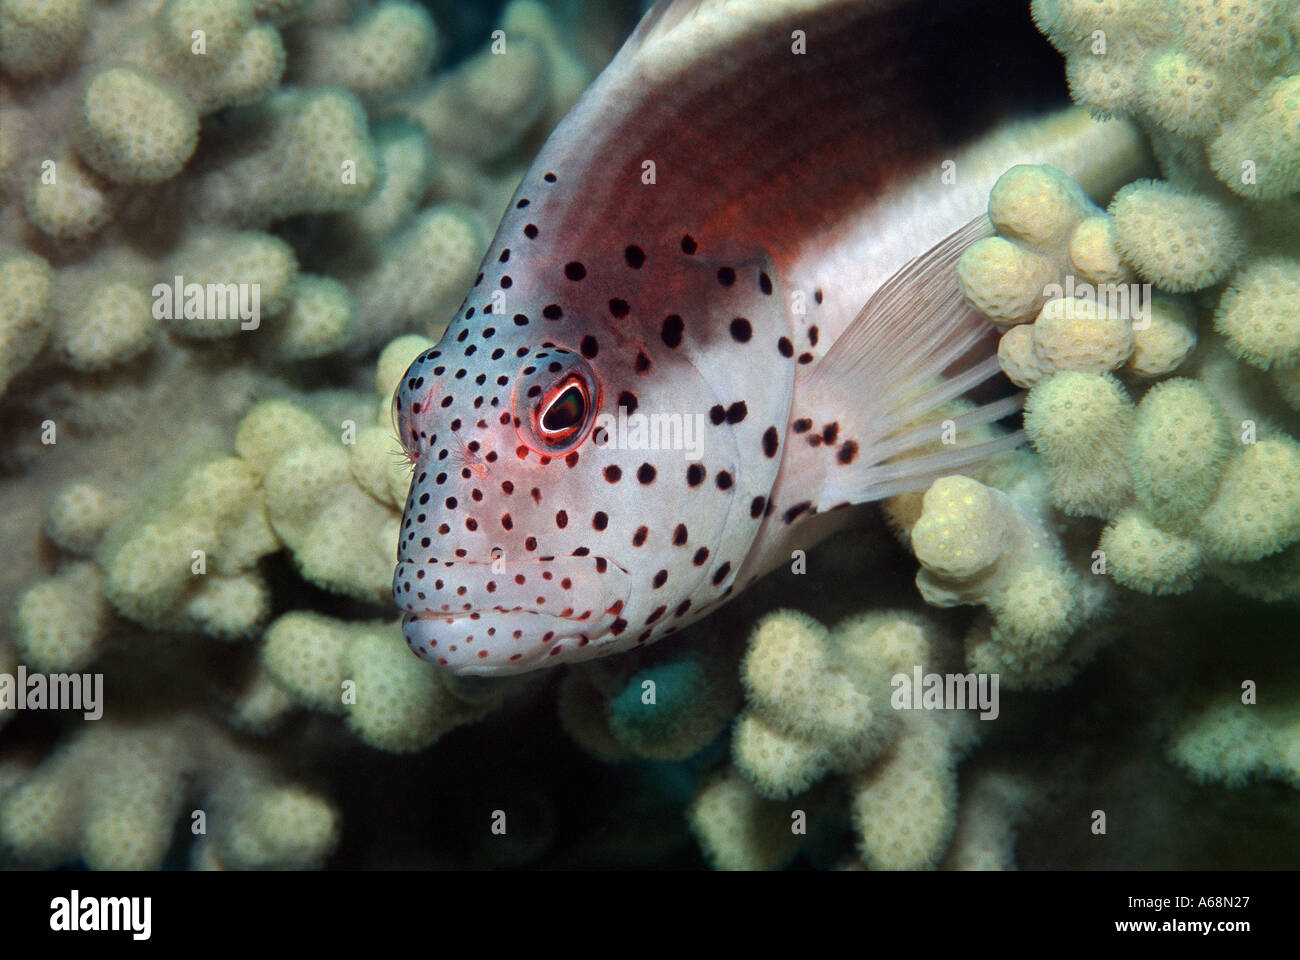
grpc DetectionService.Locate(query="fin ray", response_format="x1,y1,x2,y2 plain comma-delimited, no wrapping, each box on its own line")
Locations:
799,215,1022,504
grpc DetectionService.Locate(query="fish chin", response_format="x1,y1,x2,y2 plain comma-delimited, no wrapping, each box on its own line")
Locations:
394,554,631,675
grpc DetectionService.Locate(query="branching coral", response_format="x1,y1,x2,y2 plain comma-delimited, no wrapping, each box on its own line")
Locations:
2,0,1296,874
0,713,339,870
700,609,981,870
0,0,625,872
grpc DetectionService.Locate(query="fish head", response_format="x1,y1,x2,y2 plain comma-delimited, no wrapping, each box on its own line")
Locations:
391,284,744,676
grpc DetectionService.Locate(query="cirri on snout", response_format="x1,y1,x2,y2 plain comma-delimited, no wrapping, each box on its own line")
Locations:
391,0,1145,675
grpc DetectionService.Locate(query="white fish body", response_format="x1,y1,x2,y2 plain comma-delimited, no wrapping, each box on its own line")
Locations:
391,0,1146,674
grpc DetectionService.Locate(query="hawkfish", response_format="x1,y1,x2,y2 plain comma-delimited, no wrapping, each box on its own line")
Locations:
391,0,1144,674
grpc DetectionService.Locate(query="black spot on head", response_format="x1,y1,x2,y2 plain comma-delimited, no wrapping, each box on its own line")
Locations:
516,198,530,208
693,546,709,566
715,471,733,490
580,335,599,358
750,496,765,518
618,390,638,414
686,463,705,486
814,289,823,305
564,261,586,281
709,404,726,425
609,298,630,318
633,526,648,546
784,501,811,523
500,276,512,289
837,440,859,464
672,524,687,546
726,401,747,424
592,511,608,531
625,245,646,268
822,423,839,444
798,352,814,364
793,418,812,433
717,267,735,287
542,304,562,320
637,463,656,484
762,426,779,458
652,569,668,588
778,336,793,357
499,249,510,263
681,234,697,254
544,172,557,182
729,317,752,343
634,351,652,373
661,314,684,349
759,272,772,295
524,224,539,239
604,465,621,483
712,562,731,585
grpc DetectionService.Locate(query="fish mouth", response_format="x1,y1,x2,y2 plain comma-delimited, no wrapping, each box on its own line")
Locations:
393,553,631,675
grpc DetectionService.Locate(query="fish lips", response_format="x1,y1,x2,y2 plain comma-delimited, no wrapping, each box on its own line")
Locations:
394,554,631,675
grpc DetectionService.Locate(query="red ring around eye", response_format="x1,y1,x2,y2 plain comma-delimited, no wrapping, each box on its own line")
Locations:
535,376,588,443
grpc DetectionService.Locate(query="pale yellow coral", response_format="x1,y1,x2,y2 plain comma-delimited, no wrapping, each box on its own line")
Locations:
688,768,802,871
13,561,112,672
346,204,486,347
209,783,340,870
1126,293,1198,377
73,66,199,184
957,237,1058,327
850,723,960,871
0,0,89,78
1214,256,1300,370
1024,371,1135,517
1068,214,1133,286
1129,378,1233,531
45,481,126,555
190,88,380,225
1031,296,1134,373
291,1,436,97
0,715,338,870
100,456,279,637
988,163,1094,250
336,121,436,244
22,150,115,241
1169,687,1300,790
261,436,398,603
1209,76,1300,200
52,278,157,371
1199,435,1300,563
1137,49,1228,139
261,612,504,752
1100,508,1203,595
163,228,298,338
263,274,356,360
0,251,54,395
390,32,549,163
1110,180,1243,292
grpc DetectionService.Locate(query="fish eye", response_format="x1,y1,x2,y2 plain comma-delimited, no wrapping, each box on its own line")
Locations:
538,379,587,439
511,349,600,456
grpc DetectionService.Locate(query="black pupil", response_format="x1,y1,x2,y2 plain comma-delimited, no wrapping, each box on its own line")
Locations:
542,384,585,433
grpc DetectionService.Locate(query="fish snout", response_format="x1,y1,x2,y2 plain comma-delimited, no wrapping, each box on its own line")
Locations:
394,554,631,674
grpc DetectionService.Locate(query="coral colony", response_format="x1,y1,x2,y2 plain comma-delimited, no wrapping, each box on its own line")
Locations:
0,0,1297,871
